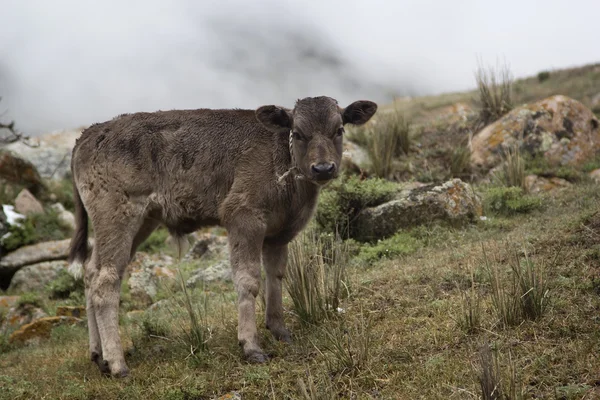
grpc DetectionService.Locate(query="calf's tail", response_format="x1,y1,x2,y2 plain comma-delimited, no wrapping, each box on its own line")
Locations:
67,180,88,279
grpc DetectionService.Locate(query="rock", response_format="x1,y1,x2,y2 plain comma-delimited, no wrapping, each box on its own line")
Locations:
14,188,44,216
127,253,175,307
0,150,44,194
8,261,67,293
50,203,76,230
126,310,145,320
589,168,600,183
524,175,572,194
187,260,232,287
0,239,72,289
471,95,600,171
592,92,600,114
147,299,172,312
0,296,19,312
186,233,229,260
0,304,47,334
56,306,86,318
4,128,83,180
9,316,81,344
2,204,25,226
353,179,482,241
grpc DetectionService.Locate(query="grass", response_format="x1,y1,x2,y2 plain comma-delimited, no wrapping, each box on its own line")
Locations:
495,144,526,190
475,60,514,126
1,208,73,251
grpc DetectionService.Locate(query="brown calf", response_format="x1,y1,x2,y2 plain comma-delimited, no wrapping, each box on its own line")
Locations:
68,96,377,377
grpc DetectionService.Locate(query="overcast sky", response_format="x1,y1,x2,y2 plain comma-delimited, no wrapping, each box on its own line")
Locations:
1,0,599,135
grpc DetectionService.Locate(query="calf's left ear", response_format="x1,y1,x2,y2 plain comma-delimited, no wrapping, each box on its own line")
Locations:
256,105,293,133
342,101,378,126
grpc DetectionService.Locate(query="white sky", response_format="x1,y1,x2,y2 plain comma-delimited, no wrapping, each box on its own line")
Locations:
1,0,599,134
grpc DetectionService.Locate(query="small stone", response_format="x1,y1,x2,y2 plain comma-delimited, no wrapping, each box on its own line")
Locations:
56,306,86,318
50,203,76,230
589,168,600,183
525,174,572,194
0,305,47,334
14,188,44,216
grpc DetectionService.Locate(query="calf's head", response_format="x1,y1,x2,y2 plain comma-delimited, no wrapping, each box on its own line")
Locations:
256,96,377,184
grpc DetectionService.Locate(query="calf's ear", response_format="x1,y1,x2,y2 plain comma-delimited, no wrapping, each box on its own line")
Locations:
342,101,378,126
256,106,293,133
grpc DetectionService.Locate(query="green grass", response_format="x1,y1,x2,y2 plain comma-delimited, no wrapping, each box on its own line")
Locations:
1,209,73,251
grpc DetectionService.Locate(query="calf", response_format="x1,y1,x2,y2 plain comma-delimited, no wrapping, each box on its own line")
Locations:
68,96,377,377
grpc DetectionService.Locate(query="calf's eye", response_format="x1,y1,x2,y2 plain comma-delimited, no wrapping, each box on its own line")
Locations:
336,127,344,137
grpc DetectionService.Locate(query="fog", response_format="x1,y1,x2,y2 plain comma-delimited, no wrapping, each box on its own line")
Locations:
1,0,599,135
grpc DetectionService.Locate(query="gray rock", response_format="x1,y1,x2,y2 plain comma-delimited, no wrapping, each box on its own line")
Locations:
187,260,232,287
8,261,67,293
353,179,482,241
5,128,83,180
0,150,44,194
0,304,47,334
186,233,229,261
14,188,44,216
127,253,175,307
0,239,72,270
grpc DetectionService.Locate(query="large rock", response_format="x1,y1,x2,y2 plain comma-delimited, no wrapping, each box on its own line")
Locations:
353,179,482,241
9,316,81,344
8,261,67,293
524,175,572,194
186,232,229,261
0,304,47,334
186,260,232,287
5,128,83,180
14,188,44,216
471,95,600,171
0,239,72,289
0,296,20,312
127,253,175,307
0,150,44,194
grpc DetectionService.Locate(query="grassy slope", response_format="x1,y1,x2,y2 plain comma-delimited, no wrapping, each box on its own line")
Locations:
1,63,600,400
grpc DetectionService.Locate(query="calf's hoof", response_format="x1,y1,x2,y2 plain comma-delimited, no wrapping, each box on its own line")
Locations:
245,349,269,364
268,326,292,343
91,352,111,375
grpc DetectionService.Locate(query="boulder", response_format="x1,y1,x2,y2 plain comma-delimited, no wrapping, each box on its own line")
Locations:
127,253,175,307
8,261,67,293
14,188,44,216
0,304,47,334
9,316,81,344
0,295,19,312
471,95,600,171
186,260,232,287
353,179,482,241
524,175,572,194
50,203,76,230
0,239,72,289
0,150,44,194
4,128,83,180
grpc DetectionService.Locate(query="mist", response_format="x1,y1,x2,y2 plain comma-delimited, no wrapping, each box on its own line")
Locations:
1,0,599,135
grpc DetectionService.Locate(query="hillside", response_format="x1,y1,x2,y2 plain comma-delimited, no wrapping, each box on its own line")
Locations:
1,62,600,399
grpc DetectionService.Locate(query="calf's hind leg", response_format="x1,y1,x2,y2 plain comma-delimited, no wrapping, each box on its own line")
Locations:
87,207,145,377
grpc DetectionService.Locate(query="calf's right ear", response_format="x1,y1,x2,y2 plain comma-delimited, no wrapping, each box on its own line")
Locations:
256,106,293,133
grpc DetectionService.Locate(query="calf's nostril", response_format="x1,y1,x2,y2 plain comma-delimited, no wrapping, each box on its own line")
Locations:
312,162,335,175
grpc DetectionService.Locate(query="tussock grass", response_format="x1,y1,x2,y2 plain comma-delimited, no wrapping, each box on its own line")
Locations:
285,230,349,325
496,144,526,190
458,269,482,334
450,145,472,177
475,61,513,126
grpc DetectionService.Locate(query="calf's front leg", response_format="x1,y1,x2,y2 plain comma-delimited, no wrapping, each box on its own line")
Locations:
262,243,291,342
228,217,268,363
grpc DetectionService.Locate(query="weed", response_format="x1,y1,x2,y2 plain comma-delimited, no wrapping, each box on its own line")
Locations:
139,314,171,338
47,269,84,300
475,61,513,125
285,230,349,325
450,145,472,177
483,187,542,216
458,269,481,334
319,310,373,377
496,144,526,189
297,370,337,400
17,292,43,308
478,343,523,400
511,250,550,321
356,232,420,264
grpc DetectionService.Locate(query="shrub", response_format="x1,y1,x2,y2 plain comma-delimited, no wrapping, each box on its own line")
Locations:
17,292,44,308
483,187,542,216
537,71,551,83
315,175,397,236
475,61,513,125
2,209,73,252
47,269,85,299
356,232,421,264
